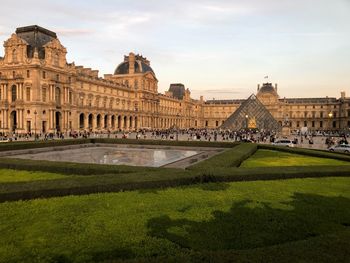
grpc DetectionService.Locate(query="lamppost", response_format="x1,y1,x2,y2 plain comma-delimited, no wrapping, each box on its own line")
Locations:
328,112,333,131
34,110,37,141
245,114,249,130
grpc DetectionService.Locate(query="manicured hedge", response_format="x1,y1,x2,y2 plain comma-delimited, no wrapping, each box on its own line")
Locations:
188,143,258,170
199,165,350,182
1,141,350,202
0,157,160,175
1,163,350,202
258,144,350,162
0,169,200,202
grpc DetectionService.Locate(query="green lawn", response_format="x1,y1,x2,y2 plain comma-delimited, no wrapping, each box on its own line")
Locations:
241,149,350,167
0,177,349,263
0,169,72,183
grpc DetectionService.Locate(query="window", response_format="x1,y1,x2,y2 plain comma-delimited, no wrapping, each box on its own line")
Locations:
312,121,315,128
42,71,46,79
216,121,219,127
320,112,324,118
304,121,307,127
333,121,337,128
11,85,17,102
42,88,47,102
205,120,208,127
333,112,337,118
69,91,72,104
54,52,59,66
26,70,30,78
0,87,1,100
26,87,31,101
12,49,17,63
296,121,300,128
55,87,61,105
320,121,323,128
56,74,59,81
12,71,15,78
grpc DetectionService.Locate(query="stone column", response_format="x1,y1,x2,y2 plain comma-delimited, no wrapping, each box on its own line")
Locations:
92,114,97,131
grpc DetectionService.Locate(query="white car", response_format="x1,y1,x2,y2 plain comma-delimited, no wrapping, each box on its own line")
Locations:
329,144,350,153
0,138,10,143
272,139,294,147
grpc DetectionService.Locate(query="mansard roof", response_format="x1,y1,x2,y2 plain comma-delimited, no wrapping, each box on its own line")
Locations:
205,99,245,104
280,97,338,103
15,25,57,59
16,25,57,48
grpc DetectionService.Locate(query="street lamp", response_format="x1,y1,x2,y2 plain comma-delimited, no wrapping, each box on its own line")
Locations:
34,110,37,140
328,112,333,130
245,114,249,130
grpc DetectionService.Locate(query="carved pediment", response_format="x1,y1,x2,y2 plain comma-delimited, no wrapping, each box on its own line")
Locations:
44,38,67,53
4,34,28,47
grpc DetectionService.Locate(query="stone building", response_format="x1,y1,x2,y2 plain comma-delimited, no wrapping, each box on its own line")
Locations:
0,25,349,135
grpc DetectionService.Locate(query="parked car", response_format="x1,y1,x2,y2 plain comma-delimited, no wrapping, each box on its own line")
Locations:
272,139,294,147
0,138,10,143
329,144,350,153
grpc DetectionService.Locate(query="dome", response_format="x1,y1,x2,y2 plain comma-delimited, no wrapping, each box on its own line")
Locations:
258,83,276,93
114,60,154,75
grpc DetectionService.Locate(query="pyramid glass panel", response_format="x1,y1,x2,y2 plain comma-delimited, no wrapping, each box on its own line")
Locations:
221,94,281,131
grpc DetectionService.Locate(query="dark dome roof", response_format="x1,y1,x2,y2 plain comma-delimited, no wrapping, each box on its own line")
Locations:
114,60,154,75
258,83,276,93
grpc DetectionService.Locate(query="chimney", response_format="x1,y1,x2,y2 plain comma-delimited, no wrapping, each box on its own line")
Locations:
257,84,260,92
128,52,135,74
341,91,346,99
275,83,278,91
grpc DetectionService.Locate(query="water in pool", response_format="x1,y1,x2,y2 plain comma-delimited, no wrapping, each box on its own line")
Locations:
12,147,200,167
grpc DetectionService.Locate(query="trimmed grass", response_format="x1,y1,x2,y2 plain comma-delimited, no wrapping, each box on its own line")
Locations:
241,149,350,167
0,169,72,183
0,177,349,262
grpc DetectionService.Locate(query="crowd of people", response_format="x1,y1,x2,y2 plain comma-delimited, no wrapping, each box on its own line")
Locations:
1,128,349,150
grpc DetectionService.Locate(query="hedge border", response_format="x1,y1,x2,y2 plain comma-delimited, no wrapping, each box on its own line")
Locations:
1,142,350,202
258,144,350,162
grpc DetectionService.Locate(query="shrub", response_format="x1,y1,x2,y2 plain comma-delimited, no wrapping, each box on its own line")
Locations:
258,144,350,162
188,143,258,170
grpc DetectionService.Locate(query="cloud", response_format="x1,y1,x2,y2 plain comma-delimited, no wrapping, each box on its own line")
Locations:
56,28,96,36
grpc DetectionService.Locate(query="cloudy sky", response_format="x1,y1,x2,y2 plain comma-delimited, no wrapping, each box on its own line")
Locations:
0,0,349,99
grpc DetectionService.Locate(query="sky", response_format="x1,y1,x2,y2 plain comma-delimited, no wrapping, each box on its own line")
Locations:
0,0,350,100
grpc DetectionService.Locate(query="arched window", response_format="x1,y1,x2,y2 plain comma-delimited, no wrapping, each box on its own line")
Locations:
12,49,17,63
55,87,61,105
11,85,17,102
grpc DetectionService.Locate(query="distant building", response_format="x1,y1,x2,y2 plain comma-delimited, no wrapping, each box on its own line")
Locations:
0,25,349,134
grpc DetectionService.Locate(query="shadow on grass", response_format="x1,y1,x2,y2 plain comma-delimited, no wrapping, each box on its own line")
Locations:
147,193,350,251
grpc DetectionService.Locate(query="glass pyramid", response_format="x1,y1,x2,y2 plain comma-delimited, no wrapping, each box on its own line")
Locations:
221,94,281,131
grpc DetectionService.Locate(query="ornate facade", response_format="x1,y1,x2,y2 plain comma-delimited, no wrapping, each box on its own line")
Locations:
0,25,349,135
